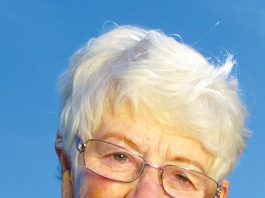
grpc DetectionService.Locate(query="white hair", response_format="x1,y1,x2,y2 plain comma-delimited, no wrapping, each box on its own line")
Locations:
57,25,248,181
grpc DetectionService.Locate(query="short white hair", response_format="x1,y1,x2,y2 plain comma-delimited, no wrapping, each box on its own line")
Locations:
57,25,248,181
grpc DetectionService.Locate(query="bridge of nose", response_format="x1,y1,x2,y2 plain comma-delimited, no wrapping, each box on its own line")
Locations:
126,165,168,198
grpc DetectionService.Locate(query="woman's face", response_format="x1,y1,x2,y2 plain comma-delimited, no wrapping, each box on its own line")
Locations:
69,108,224,198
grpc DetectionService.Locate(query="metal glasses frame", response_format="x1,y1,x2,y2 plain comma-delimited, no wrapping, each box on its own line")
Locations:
75,135,222,198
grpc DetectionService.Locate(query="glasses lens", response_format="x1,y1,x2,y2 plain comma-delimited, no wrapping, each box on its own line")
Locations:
84,140,144,182
162,165,217,198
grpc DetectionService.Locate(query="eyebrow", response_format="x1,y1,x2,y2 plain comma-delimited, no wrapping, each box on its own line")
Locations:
171,157,205,173
99,132,140,153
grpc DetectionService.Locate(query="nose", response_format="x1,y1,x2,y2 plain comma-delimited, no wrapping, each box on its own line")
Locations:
126,165,167,198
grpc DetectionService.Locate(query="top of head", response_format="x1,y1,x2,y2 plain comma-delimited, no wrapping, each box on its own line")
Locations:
57,25,248,181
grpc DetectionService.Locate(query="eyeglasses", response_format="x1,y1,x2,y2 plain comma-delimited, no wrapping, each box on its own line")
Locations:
75,136,222,198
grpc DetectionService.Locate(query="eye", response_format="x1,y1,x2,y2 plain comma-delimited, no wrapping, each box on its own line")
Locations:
175,173,190,183
112,153,129,162
173,173,195,190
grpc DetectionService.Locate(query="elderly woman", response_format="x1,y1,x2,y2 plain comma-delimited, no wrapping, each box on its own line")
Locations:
55,26,248,198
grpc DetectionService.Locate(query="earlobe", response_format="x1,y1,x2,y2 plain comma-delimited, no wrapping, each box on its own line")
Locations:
220,180,229,198
55,135,74,198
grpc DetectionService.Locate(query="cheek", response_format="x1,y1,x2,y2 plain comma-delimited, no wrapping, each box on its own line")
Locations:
75,169,130,198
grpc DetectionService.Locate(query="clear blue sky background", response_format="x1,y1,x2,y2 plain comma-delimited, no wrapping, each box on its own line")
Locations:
0,0,264,197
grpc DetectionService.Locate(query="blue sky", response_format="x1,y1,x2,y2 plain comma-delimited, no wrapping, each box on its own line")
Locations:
0,0,264,197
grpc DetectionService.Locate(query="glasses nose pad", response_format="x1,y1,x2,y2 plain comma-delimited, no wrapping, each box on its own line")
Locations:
141,163,164,187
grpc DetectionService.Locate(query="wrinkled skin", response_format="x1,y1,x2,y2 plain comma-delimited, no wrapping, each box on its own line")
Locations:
56,107,229,198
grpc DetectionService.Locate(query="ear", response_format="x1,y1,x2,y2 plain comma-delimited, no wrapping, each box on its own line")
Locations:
55,135,74,198
220,180,229,198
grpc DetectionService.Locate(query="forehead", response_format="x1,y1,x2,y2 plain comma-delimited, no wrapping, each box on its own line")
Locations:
93,106,213,173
